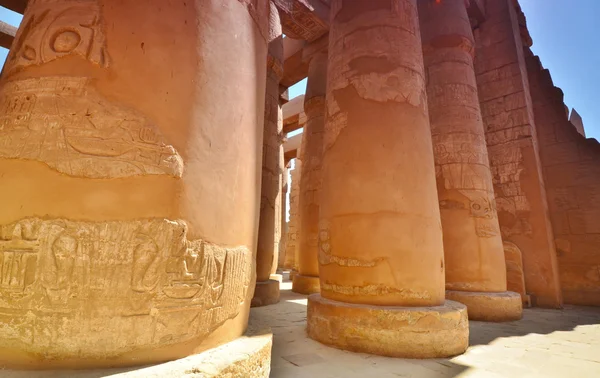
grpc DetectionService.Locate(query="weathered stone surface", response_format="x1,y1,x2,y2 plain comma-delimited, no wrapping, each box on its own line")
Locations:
293,52,326,295
305,0,468,359
526,38,600,307
273,0,329,42
503,241,530,306
291,273,320,295
0,0,269,368
474,0,562,308
255,1,284,306
0,328,273,377
319,0,445,307
251,279,281,308
446,290,523,322
307,294,469,359
283,158,302,271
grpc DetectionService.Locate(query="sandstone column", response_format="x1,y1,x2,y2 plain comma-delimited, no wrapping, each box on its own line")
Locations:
292,52,327,295
276,164,289,271
0,0,269,369
419,0,522,321
253,1,284,307
283,158,301,276
307,0,468,358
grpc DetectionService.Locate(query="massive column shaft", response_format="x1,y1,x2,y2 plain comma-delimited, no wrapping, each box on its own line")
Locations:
419,0,522,321
307,0,468,358
253,1,283,307
0,0,268,368
292,52,327,295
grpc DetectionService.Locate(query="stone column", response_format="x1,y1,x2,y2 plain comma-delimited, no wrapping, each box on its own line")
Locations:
292,52,327,295
283,158,301,276
0,0,269,369
419,0,522,321
277,164,289,271
307,0,468,358
253,1,283,308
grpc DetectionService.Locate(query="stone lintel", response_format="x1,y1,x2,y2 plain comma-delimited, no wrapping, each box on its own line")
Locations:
283,94,305,134
282,37,308,88
302,33,328,63
273,0,329,42
284,132,302,162
0,20,17,49
0,0,27,14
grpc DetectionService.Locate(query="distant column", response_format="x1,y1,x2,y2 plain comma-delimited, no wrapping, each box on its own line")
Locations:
252,1,283,308
284,158,302,278
306,0,468,358
419,0,522,321
292,52,327,295
277,164,289,270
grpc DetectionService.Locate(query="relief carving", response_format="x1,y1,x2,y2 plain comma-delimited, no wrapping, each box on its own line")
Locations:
0,77,183,178
0,218,252,359
6,0,110,75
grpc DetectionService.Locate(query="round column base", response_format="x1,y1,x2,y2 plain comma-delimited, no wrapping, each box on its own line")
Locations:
291,274,320,295
251,279,280,308
445,290,523,322
289,269,298,281
307,294,469,358
270,273,283,283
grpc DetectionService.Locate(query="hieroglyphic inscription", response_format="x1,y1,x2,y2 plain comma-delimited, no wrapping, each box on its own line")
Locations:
6,0,110,75
434,133,500,237
0,77,183,178
0,218,252,358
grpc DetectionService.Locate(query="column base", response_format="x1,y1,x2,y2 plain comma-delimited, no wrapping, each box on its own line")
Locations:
270,273,283,283
445,290,523,322
251,279,280,307
307,294,469,359
0,328,272,375
289,269,298,281
291,274,320,295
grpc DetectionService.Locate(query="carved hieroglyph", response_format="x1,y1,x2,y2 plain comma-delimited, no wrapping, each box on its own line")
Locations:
0,77,183,178
6,0,110,75
0,218,252,359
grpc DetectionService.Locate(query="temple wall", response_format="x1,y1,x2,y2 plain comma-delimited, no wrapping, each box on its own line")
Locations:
526,51,600,306
473,0,562,307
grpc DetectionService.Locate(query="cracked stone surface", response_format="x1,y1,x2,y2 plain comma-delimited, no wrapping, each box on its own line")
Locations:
250,273,600,378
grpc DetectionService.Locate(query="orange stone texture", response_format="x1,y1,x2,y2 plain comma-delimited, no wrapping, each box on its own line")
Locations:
2,0,600,373
307,0,468,358
283,158,302,272
0,0,270,369
419,0,521,321
292,51,327,295
253,1,284,308
473,0,562,308
525,33,600,306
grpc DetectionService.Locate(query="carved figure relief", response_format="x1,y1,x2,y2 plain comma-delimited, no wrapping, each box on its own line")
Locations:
5,0,110,75
0,218,252,359
0,77,183,178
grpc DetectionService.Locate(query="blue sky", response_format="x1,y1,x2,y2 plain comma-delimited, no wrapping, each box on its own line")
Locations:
1,2,598,139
